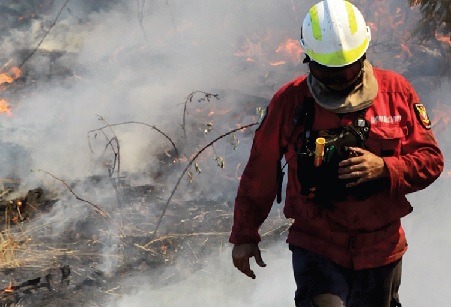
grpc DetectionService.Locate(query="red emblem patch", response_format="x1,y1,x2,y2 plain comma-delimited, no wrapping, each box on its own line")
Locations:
414,103,431,130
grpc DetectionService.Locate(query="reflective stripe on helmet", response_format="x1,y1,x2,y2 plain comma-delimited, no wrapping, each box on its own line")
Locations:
345,1,358,34
304,35,369,67
310,5,322,41
308,1,358,42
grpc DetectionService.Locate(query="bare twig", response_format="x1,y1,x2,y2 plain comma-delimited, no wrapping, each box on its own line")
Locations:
34,169,109,218
18,0,71,69
32,169,126,238
96,116,121,179
152,122,258,238
181,91,220,144
88,120,179,160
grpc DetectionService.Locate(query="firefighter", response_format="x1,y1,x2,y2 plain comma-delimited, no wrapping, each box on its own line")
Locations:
229,0,444,306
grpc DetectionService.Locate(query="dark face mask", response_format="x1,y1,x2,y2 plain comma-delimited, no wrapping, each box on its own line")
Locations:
309,60,363,94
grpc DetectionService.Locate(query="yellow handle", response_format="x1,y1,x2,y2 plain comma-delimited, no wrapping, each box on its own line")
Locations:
314,137,325,166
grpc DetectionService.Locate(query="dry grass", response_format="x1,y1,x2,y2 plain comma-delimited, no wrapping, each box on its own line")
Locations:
0,229,20,266
0,221,79,269
0,201,28,268
0,198,70,270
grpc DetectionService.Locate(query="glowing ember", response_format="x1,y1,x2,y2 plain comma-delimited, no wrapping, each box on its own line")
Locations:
395,43,413,59
0,66,21,116
3,278,13,293
0,66,22,91
233,38,264,63
0,99,12,116
435,32,451,47
270,61,286,66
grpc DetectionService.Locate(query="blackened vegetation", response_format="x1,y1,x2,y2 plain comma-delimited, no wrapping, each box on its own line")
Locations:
0,171,288,306
0,89,276,306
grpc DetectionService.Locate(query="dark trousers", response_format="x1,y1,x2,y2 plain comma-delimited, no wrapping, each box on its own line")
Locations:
290,245,402,307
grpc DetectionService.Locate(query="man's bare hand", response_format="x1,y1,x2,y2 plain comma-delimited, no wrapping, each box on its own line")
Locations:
232,243,266,279
338,147,389,187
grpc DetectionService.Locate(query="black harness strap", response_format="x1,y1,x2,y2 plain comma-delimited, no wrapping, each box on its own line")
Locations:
298,97,315,155
276,97,315,204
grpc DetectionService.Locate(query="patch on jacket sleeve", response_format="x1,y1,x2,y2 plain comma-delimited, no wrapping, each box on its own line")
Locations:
413,103,431,130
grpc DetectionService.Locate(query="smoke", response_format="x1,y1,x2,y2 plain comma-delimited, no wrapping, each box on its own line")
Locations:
400,81,451,306
110,242,295,307
0,0,449,306
1,0,309,183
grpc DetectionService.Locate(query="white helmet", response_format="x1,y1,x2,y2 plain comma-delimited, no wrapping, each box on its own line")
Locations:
300,0,371,67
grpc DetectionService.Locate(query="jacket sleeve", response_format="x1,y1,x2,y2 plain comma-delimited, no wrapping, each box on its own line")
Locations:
383,79,444,195
229,87,291,245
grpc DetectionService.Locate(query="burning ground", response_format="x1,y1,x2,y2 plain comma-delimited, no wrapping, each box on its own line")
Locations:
0,0,450,306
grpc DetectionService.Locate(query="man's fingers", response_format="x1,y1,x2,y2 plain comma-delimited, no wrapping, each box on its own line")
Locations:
339,156,364,167
239,259,256,279
232,244,265,279
348,147,367,155
243,268,256,279
338,163,365,175
254,248,267,268
233,257,256,279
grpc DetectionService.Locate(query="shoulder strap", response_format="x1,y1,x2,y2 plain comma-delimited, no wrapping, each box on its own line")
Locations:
301,96,315,131
277,95,315,203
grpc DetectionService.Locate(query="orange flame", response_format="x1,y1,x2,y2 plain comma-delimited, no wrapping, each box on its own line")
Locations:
3,278,14,293
273,38,303,64
233,38,264,63
435,32,451,47
270,61,286,66
235,36,303,66
0,66,21,116
394,43,413,60
0,99,12,116
0,67,22,91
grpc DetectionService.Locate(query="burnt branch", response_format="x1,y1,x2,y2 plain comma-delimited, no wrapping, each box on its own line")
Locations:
103,136,120,178
33,169,126,239
96,116,121,179
87,122,120,179
18,0,71,69
202,124,231,171
181,91,220,144
93,116,124,208
152,121,258,238
88,120,179,161
34,169,109,219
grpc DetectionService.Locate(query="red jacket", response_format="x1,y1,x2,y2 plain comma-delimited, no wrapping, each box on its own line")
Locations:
229,68,444,269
